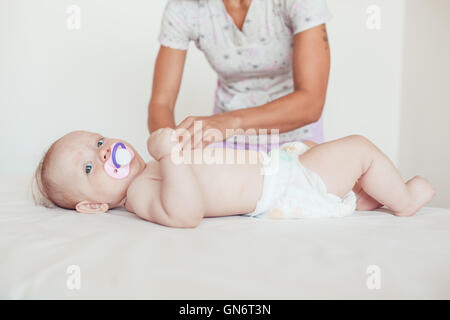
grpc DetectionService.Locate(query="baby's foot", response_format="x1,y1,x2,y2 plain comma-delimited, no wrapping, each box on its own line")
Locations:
394,176,435,217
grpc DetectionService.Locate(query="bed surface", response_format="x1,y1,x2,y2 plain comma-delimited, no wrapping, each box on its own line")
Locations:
1,174,449,299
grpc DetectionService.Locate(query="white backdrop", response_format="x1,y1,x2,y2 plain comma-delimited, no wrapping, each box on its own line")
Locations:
1,0,448,207
398,0,450,208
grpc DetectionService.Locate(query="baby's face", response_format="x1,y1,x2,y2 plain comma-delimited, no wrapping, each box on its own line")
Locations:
49,131,146,210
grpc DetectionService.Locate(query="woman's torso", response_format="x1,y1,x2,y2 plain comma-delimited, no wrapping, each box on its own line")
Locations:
193,0,322,144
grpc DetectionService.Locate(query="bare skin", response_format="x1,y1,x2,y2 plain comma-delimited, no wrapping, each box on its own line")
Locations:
298,136,435,217
45,131,147,213
128,147,265,217
302,140,382,211
49,130,435,228
124,128,435,228
222,0,252,32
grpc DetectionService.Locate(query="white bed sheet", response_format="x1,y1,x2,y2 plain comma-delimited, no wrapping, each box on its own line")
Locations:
1,174,449,299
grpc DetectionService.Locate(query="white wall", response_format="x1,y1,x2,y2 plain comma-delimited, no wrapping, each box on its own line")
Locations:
324,0,405,166
398,0,450,208
0,0,406,175
0,0,165,171
2,0,447,208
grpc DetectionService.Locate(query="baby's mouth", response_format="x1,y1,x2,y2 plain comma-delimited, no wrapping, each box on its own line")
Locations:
104,142,135,179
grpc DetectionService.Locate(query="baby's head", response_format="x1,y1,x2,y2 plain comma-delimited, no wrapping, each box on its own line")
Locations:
32,130,146,213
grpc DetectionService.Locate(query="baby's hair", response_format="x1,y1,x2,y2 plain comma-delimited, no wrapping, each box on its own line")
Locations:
31,140,78,210
32,145,57,208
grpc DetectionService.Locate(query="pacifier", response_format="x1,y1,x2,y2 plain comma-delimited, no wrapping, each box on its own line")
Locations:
104,142,135,179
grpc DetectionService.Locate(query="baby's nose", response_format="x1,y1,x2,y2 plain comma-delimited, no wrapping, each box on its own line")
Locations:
101,147,111,163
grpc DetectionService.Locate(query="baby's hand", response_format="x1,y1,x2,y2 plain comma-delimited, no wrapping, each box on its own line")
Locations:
147,128,182,161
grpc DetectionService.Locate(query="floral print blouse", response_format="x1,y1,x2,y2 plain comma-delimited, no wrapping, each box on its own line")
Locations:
158,0,333,146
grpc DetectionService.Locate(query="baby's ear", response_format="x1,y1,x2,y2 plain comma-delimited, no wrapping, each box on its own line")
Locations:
75,201,109,214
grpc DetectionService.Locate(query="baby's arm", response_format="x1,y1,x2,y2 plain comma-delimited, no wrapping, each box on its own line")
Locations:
158,151,205,226
131,128,204,228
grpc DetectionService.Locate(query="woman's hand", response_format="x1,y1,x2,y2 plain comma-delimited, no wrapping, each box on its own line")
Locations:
176,113,241,149
147,127,181,161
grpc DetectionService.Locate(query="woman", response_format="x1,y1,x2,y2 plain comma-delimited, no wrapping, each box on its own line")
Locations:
148,0,332,151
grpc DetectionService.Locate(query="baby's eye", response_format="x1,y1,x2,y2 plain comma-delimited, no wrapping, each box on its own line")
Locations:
97,139,104,148
85,163,93,174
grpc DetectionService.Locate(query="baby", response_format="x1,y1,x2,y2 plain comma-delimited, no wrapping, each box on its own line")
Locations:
33,128,435,228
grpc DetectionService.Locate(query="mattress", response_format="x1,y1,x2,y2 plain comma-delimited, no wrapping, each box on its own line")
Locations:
1,174,449,299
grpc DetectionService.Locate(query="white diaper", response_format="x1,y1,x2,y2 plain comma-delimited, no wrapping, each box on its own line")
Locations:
245,141,357,219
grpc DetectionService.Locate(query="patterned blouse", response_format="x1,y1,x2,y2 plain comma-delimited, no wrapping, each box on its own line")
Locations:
158,0,333,148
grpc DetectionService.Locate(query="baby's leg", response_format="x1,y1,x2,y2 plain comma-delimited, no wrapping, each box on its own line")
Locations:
352,180,383,211
303,139,381,210
299,135,435,217
303,139,382,211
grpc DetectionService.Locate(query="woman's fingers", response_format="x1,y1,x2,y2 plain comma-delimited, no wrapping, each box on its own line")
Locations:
177,116,198,147
176,129,191,148
191,122,206,149
177,120,200,149
175,116,195,147
198,127,224,149
187,122,216,150
176,115,228,150
176,116,196,130
202,131,217,149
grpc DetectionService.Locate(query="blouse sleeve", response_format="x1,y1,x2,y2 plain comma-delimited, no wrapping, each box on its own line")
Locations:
283,0,333,35
158,0,193,50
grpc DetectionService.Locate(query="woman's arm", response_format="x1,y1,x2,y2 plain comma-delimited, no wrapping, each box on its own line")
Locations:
227,24,331,133
148,46,188,133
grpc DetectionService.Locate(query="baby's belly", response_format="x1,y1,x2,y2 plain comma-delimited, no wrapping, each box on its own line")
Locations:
188,148,264,217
